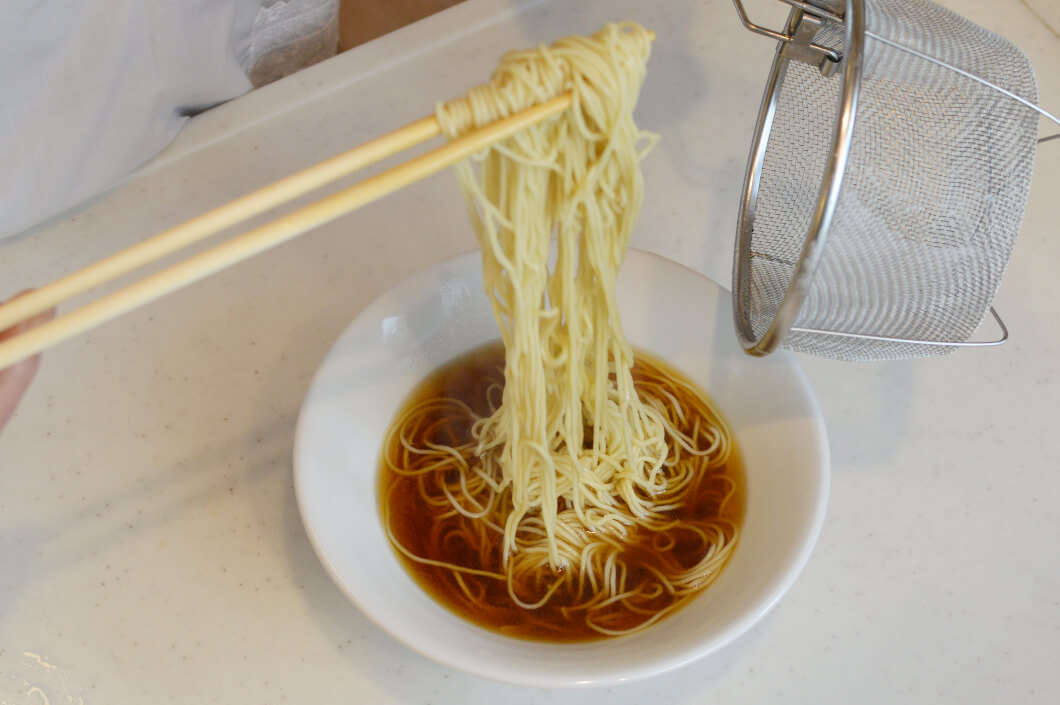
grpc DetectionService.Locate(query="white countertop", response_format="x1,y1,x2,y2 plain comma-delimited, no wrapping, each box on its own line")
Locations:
2,0,1058,702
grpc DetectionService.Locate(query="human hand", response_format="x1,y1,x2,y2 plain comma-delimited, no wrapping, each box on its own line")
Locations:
0,294,56,435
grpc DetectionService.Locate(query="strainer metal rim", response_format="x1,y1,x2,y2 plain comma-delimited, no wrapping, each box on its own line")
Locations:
731,0,865,356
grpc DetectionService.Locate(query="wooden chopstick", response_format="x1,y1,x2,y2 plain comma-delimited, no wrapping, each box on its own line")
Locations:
0,91,573,369
0,116,441,334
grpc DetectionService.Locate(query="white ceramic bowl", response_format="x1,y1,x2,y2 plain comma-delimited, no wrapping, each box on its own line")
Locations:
294,249,829,687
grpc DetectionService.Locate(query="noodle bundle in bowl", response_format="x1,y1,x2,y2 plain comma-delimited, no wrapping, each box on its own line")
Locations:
294,23,828,686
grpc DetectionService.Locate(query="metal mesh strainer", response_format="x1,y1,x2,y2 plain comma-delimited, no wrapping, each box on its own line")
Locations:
730,0,1058,360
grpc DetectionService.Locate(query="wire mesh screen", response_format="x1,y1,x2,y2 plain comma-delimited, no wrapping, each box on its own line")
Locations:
742,0,1039,360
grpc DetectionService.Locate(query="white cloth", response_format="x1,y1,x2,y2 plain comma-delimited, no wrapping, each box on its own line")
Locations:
0,0,338,240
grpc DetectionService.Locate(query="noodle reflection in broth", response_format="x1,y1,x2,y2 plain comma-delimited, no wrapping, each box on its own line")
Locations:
379,22,742,640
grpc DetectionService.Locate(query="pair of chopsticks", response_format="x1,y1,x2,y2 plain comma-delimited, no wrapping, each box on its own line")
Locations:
0,92,574,369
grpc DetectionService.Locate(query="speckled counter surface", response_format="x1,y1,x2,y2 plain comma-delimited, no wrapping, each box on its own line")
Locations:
2,0,1058,702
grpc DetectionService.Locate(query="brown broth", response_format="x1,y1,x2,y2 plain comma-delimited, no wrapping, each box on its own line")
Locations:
378,340,745,642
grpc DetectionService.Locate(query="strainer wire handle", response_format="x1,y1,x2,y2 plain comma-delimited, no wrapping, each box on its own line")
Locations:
790,307,1009,347
730,0,843,43
730,0,845,74
866,30,1060,130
